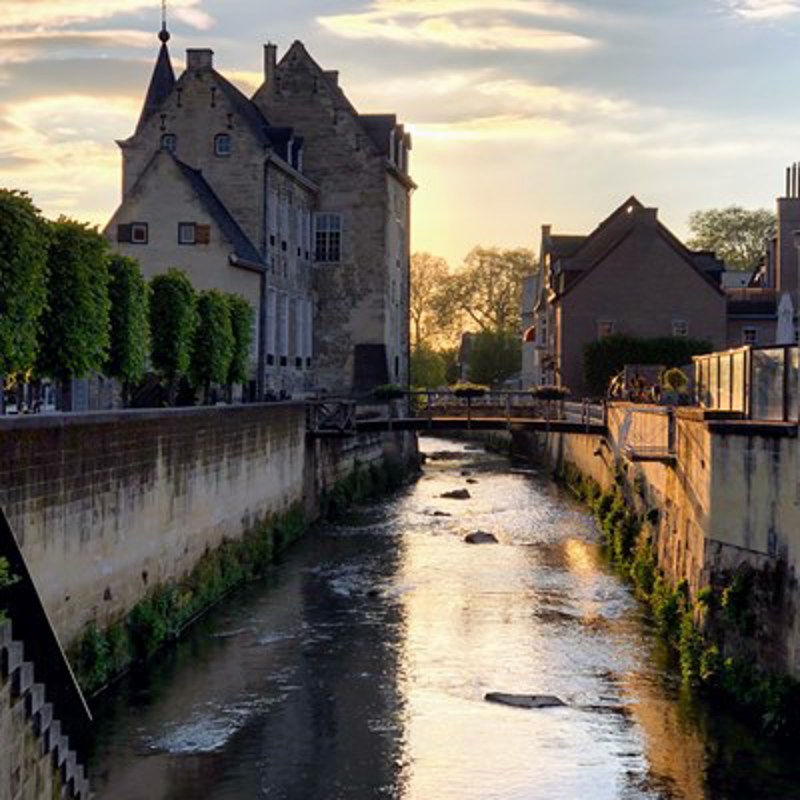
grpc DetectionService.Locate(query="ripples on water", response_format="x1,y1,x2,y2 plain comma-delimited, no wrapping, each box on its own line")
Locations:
89,438,800,800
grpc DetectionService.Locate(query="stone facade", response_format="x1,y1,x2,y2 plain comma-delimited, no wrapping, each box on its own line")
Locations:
106,34,413,397
253,42,414,392
528,197,728,395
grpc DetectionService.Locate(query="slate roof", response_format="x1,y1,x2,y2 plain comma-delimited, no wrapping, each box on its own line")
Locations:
546,235,586,260
137,43,176,134
172,156,264,265
360,114,397,157
212,71,273,147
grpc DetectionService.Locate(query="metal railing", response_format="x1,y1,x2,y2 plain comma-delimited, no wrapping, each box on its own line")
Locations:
694,346,799,422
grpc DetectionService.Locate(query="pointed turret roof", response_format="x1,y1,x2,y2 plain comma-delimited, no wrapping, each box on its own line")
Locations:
136,34,176,135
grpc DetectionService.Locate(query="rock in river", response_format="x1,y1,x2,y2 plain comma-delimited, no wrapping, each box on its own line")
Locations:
441,489,471,500
465,531,498,545
485,693,566,709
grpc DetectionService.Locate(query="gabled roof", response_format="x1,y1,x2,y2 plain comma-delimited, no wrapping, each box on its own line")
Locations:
550,197,725,300
211,71,272,147
137,42,176,134
172,156,264,264
547,235,586,260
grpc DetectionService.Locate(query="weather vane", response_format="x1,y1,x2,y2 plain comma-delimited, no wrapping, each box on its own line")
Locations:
159,0,170,43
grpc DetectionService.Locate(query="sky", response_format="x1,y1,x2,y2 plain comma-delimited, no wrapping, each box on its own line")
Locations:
1,0,800,264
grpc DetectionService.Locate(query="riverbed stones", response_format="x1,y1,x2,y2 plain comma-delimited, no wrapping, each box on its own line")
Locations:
466,478,478,485
432,511,452,517
441,489,471,500
485,693,566,709
465,532,498,544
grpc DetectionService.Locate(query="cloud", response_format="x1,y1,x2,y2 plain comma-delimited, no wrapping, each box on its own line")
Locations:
318,0,594,51
0,30,155,66
0,1,214,31
725,0,800,19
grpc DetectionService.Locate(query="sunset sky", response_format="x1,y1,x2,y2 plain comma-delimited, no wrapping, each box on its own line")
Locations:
1,0,800,264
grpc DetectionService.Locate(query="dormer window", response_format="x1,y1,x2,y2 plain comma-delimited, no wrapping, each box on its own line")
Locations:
161,133,177,153
214,133,231,157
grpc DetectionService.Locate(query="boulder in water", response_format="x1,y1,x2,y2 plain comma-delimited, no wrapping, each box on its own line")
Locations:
466,478,478,485
432,511,452,517
485,692,566,709
465,531,498,545
441,489,471,500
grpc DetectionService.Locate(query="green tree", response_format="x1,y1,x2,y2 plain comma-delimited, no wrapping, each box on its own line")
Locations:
410,252,451,348
687,206,775,271
0,190,49,378
38,218,110,383
191,290,234,403
445,247,537,334
410,345,447,388
226,294,255,390
468,330,521,386
107,255,150,401
149,269,197,394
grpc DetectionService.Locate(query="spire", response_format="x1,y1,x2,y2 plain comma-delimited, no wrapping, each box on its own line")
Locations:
135,3,176,134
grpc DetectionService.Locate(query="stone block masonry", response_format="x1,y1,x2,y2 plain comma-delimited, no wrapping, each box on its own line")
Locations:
0,404,397,650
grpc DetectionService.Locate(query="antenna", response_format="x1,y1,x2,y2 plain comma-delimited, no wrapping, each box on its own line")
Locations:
159,0,170,43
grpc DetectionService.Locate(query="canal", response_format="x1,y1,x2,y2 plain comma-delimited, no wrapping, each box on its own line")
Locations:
90,437,800,799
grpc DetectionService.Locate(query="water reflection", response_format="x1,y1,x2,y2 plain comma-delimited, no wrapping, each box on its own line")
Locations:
90,437,800,800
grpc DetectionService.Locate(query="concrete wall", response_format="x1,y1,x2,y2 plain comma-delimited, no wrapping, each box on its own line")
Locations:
0,405,398,649
516,404,800,677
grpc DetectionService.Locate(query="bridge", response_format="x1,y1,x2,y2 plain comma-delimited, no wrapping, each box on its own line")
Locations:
306,391,607,438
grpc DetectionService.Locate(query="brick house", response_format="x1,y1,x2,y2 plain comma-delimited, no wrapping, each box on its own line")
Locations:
106,26,413,397
526,197,728,396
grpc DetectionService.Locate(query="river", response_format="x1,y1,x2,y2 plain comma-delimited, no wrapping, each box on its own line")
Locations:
89,437,800,799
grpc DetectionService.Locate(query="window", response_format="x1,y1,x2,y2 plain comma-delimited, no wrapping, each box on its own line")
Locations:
743,327,759,346
214,133,231,157
131,223,148,244
672,319,689,338
314,213,342,262
178,223,196,245
597,319,615,339
161,133,177,153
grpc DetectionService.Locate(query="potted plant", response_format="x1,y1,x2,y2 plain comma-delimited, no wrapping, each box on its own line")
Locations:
661,368,690,405
529,385,571,401
372,383,405,402
451,382,489,400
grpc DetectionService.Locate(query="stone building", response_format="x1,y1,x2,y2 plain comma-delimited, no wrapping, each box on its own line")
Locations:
106,26,413,397
253,41,414,392
526,197,728,395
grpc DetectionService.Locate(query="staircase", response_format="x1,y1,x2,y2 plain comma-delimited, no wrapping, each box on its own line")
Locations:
0,620,90,799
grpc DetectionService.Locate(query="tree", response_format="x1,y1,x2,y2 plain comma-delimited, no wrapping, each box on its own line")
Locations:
149,269,197,392
410,345,447,388
191,290,234,403
0,190,49,379
445,247,537,334
410,252,451,348
38,218,110,383
107,255,150,400
226,294,255,390
467,329,521,386
687,206,775,271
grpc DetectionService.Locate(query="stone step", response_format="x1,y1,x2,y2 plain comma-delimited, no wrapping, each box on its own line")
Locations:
52,729,69,769
12,660,33,698
34,701,53,740
25,682,45,717
44,718,60,755
1,640,23,679
0,619,12,648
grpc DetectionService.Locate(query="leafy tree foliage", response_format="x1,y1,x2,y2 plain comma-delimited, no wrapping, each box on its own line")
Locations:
226,294,255,386
583,334,712,396
0,190,49,377
38,218,110,381
466,329,522,386
107,255,150,389
191,290,234,400
445,247,537,334
149,269,197,382
410,252,451,348
687,206,775,271
410,345,447,388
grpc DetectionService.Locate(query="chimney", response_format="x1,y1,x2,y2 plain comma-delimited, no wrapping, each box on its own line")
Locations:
541,224,552,238
186,49,214,71
776,162,800,294
264,43,277,88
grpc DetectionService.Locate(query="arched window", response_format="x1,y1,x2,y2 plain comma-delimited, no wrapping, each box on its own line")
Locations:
214,133,232,157
160,133,177,153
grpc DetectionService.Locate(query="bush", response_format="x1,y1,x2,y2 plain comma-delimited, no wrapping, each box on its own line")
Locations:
410,346,447,389
662,367,689,393
150,269,197,387
583,334,711,396
530,385,571,400
191,290,234,402
468,329,521,386
226,294,255,388
450,382,488,399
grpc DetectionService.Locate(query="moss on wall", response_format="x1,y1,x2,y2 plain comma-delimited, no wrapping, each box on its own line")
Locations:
556,459,800,739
